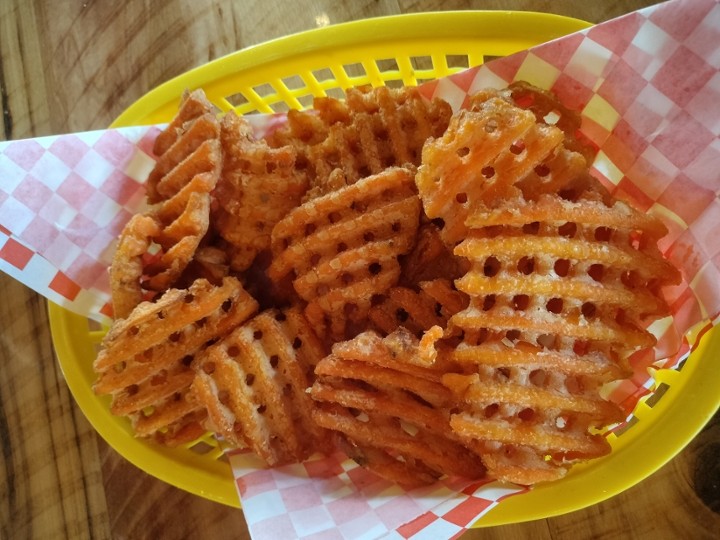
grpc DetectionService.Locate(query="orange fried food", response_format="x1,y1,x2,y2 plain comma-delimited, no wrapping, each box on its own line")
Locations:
148,89,222,204
191,307,328,465
368,279,468,338
456,190,680,356
109,214,162,320
109,176,216,318
143,185,215,292
415,92,586,246
214,112,308,271
269,167,421,340
97,82,684,488
266,96,348,171
109,90,222,318
311,329,486,488
502,81,598,165
94,277,259,446
269,86,452,200
440,187,680,484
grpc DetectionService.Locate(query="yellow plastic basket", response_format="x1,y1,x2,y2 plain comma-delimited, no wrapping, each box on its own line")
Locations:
49,11,720,526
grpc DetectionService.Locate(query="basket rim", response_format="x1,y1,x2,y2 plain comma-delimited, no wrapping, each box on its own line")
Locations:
112,10,592,126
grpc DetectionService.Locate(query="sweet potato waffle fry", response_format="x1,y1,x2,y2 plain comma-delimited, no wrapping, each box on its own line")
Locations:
214,112,307,271
109,91,222,318
94,277,258,445
311,329,486,488
501,81,598,165
416,91,585,246
269,86,451,200
269,166,421,340
191,307,327,465
147,89,221,203
456,193,679,353
438,186,680,483
109,214,162,320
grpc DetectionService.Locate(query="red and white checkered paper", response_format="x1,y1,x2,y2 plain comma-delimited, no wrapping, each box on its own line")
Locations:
227,449,528,540
1,0,719,537
0,126,160,322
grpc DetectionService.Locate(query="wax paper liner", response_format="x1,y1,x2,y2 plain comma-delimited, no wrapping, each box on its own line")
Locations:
226,448,528,540
0,126,157,321
1,0,719,537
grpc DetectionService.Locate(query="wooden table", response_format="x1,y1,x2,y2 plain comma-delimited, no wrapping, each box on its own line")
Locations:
1,1,719,538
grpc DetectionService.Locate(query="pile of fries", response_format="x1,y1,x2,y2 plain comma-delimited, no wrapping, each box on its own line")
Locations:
93,83,680,486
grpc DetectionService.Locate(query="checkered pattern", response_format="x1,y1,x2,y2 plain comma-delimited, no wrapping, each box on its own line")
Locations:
0,228,109,317
227,449,526,540
0,126,161,322
0,113,284,323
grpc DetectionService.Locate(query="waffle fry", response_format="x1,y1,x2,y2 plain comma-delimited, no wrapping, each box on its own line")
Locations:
368,279,468,338
143,188,214,291
94,277,259,445
415,92,586,246
266,97,348,174
191,307,328,465
97,81,682,489
269,86,451,200
311,329,486,487
457,193,679,352
214,112,307,271
269,167,421,340
110,180,216,318
438,186,680,483
502,81,598,165
180,245,230,286
443,368,623,484
109,90,222,318
109,214,162,320
148,89,221,204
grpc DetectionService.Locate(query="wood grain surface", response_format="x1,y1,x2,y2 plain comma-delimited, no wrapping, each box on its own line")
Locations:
1,1,719,539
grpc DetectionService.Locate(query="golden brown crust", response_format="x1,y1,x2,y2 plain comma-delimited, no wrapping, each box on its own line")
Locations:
214,112,307,272
191,307,328,465
311,329,486,487
94,277,258,446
